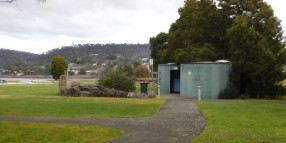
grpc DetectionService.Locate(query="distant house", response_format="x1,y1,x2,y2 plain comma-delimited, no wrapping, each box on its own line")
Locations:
92,62,98,66
71,70,80,75
141,58,149,62
90,54,99,56
17,73,24,76
68,63,76,67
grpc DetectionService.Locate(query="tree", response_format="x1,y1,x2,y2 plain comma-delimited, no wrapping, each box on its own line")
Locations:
150,0,227,66
75,57,81,64
107,54,117,61
50,56,68,80
223,1,286,98
123,63,134,77
134,65,150,78
133,60,143,69
99,76,115,89
150,0,286,98
149,32,169,69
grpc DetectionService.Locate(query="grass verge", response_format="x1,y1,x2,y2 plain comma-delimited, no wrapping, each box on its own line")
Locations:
193,100,286,143
0,84,58,96
0,121,123,143
0,84,165,118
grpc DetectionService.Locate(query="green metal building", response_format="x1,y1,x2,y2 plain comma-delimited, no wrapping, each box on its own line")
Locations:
158,64,180,93
158,61,232,99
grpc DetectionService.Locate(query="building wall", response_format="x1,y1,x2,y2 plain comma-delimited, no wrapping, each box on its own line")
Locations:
180,63,232,99
158,64,178,94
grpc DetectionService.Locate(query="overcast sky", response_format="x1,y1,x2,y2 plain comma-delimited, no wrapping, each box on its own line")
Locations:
0,0,285,54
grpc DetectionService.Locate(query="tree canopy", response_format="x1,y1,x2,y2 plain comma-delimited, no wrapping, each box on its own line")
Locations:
150,0,286,98
50,56,68,80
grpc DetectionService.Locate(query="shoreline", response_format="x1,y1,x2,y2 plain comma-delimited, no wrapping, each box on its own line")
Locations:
0,75,97,79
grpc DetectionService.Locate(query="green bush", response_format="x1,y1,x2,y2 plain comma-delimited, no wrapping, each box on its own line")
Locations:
134,65,150,78
219,84,239,99
99,70,135,92
238,94,250,99
99,77,115,89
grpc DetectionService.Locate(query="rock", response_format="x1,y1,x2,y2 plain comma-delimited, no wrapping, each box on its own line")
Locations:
64,83,145,98
126,93,155,98
95,85,106,92
70,82,80,87
66,87,80,97
90,90,107,97
79,85,93,91
80,91,91,97
104,88,128,98
127,92,135,98
119,91,128,98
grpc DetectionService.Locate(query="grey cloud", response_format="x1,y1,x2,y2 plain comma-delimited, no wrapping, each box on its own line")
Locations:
0,0,183,40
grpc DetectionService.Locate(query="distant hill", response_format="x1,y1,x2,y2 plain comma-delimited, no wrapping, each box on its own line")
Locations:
0,49,38,68
0,44,150,68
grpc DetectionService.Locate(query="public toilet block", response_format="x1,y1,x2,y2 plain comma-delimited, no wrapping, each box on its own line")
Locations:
158,61,232,99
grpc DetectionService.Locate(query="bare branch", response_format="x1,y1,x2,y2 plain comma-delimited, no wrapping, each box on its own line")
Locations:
0,0,16,3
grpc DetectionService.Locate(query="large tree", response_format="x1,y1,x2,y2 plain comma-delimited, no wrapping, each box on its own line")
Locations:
221,0,286,97
150,0,286,98
150,0,228,66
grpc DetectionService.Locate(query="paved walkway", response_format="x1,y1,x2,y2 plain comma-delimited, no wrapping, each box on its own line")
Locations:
0,94,205,143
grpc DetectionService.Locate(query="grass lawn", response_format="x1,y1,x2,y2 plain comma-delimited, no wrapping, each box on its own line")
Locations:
0,84,165,118
0,121,123,143
0,84,58,96
193,100,286,143
7,80,20,84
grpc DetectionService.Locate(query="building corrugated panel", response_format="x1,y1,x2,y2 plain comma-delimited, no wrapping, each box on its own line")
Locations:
180,63,232,99
158,64,178,94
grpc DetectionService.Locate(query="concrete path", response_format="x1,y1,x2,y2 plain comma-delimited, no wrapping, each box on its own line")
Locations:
0,94,205,143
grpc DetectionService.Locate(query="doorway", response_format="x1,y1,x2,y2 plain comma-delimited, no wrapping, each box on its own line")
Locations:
170,70,180,93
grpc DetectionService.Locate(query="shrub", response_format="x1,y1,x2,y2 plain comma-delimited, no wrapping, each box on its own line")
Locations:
219,84,239,99
134,65,150,78
99,77,115,89
99,70,135,92
50,56,68,80
238,94,250,99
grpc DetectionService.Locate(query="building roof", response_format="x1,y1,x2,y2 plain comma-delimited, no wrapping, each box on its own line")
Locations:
183,60,231,64
158,63,178,66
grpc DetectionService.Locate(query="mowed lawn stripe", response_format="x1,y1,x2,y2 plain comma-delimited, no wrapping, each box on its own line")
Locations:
0,84,165,118
0,121,123,143
192,100,286,143
0,97,165,118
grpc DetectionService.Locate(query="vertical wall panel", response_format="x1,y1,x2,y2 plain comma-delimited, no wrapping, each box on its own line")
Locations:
158,64,178,94
180,63,232,99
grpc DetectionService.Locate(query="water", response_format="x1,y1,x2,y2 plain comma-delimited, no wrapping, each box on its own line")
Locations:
0,78,54,84
0,78,96,84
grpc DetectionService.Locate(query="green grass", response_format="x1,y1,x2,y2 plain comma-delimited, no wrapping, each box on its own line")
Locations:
193,100,286,143
0,84,58,96
7,80,20,83
0,121,123,143
0,84,165,118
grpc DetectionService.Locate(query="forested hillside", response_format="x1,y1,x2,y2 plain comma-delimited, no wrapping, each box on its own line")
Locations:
0,49,38,68
0,44,150,68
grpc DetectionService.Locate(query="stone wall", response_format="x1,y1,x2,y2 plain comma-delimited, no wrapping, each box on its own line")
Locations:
63,82,155,98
